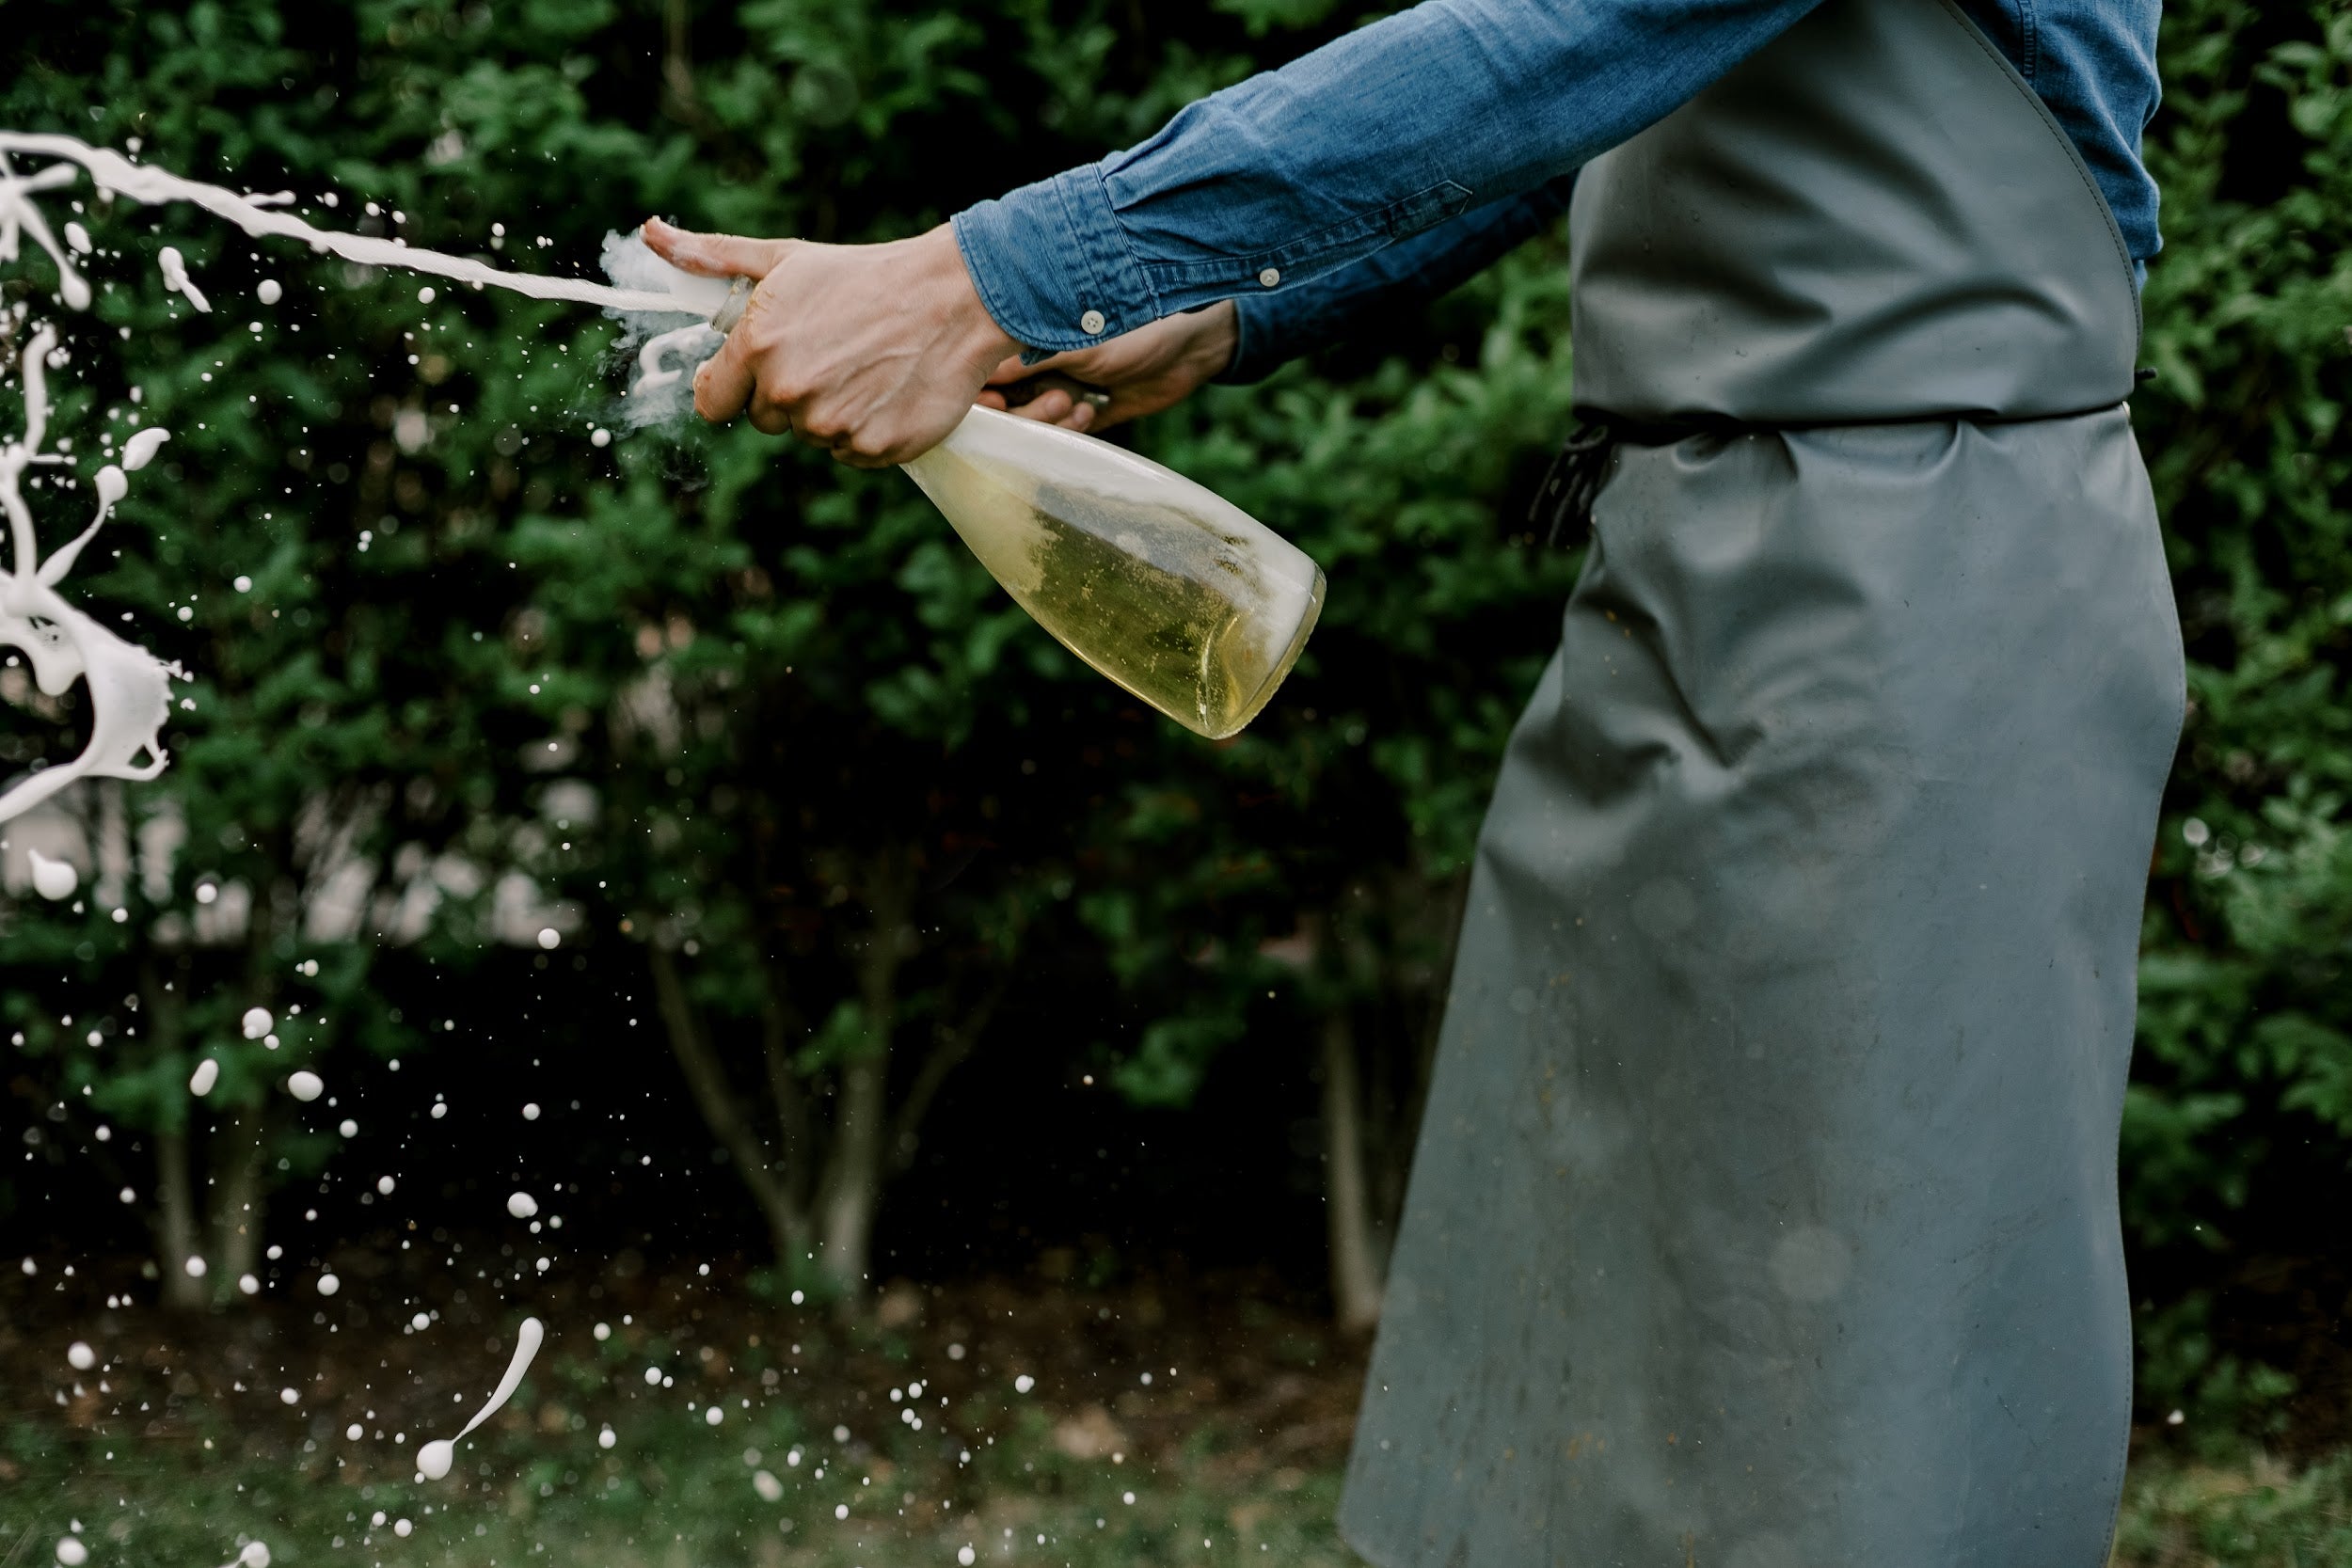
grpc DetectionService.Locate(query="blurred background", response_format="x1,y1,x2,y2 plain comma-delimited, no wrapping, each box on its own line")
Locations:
1,1,2346,1563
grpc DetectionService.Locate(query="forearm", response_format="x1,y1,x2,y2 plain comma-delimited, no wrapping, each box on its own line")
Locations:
954,0,1822,355
1217,176,1575,383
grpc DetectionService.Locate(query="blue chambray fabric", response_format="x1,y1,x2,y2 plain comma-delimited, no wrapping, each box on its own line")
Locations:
950,0,2161,366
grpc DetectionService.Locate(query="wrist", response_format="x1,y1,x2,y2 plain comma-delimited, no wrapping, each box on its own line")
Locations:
928,223,1022,367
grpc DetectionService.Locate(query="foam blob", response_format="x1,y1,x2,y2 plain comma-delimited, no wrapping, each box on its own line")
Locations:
286,1070,323,1101
119,427,170,470
28,849,77,900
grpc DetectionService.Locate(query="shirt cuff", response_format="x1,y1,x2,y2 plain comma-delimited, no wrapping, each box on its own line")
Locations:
951,165,1159,358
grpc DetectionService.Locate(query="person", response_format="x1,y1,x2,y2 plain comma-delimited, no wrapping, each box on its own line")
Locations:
646,0,2184,1560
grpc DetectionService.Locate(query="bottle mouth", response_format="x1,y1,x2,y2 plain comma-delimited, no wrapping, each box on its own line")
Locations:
1202,566,1327,741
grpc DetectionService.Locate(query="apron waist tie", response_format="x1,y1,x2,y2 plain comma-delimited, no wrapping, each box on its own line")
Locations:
1528,388,2152,550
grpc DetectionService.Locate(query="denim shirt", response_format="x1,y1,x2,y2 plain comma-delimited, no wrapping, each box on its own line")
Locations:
951,0,2161,381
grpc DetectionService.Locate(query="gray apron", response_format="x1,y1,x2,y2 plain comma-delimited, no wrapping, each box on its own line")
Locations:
1338,0,2185,1563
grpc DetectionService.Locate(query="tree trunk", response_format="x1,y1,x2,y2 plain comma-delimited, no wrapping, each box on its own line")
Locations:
814,852,915,1300
1322,1007,1387,1335
649,943,809,1263
142,958,206,1310
209,1101,269,1300
152,1122,206,1310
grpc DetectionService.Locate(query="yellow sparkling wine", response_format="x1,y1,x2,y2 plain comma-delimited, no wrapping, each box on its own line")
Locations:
902,406,1326,739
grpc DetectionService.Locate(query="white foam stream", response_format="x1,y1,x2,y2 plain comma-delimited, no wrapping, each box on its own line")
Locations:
0,326,185,827
417,1316,546,1480
0,133,724,319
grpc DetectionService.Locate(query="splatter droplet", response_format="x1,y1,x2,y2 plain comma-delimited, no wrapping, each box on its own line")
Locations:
28,850,77,900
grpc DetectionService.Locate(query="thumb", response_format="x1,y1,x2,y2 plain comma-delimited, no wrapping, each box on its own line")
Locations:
643,216,794,279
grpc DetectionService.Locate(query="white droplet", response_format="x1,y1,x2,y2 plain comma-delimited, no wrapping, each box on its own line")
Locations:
417,286,436,304
339,1119,358,1137
287,1070,324,1101
241,1007,273,1040
94,466,127,508
392,1519,413,1538
64,221,92,254
752,1469,783,1502
417,1439,453,1481
345,1423,362,1440
834,1505,849,1521
28,850,78,901
506,1192,538,1219
1013,1374,1034,1394
597,1426,616,1449
67,1341,96,1370
184,1256,208,1279
590,428,612,448
279,1387,299,1405
536,927,560,950
241,1543,271,1568
238,1274,260,1296
959,1547,976,1566
593,1323,610,1341
120,427,171,470
521,1102,540,1120
705,1406,723,1427
316,1273,340,1296
55,1538,87,1566
644,1367,661,1386
375,1176,394,1196
257,279,283,305
233,575,253,593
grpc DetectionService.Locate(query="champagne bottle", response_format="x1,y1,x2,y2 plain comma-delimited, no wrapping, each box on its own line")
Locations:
703,279,1325,737
900,405,1325,740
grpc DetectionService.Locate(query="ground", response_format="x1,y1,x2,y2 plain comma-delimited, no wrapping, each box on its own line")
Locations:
4,1254,2345,1566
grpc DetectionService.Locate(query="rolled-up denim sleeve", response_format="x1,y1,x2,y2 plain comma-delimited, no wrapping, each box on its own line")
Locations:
1219,175,1576,384
951,0,1823,356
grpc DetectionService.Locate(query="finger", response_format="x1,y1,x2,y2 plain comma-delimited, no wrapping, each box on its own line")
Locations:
693,328,759,423
643,217,793,279
1009,387,1075,424
975,388,1010,410
1066,401,1097,433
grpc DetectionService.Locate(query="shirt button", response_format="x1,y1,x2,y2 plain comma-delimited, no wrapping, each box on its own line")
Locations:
1079,309,1106,335
1258,267,1280,288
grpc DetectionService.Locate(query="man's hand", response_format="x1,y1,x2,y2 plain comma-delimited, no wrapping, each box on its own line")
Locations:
978,302,1239,435
643,216,1021,467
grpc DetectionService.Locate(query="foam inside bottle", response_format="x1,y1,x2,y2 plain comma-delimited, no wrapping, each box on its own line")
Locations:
903,406,1324,739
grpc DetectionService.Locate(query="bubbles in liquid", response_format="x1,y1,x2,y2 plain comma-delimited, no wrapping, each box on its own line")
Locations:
241,1006,273,1039
189,1059,218,1097
66,1340,94,1370
27,850,77,900
286,1070,323,1101
506,1192,538,1219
